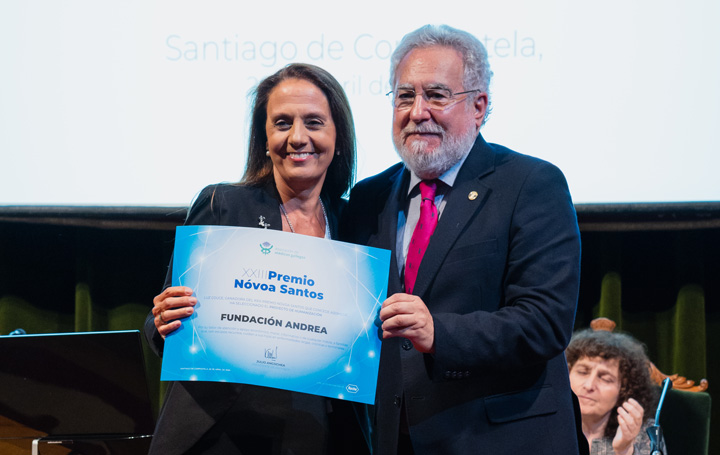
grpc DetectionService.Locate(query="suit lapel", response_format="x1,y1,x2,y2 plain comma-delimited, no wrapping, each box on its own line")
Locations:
412,135,496,298
372,166,408,295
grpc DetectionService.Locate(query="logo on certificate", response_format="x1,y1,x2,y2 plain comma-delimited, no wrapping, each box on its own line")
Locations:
345,384,359,394
256,346,285,368
259,241,273,255
264,346,278,360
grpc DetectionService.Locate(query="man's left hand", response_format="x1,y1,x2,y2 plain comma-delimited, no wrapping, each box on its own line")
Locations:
379,293,435,353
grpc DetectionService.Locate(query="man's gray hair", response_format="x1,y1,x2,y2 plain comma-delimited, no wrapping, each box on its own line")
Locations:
390,24,493,123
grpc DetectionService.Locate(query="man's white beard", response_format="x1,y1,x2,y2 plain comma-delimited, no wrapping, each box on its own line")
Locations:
394,123,477,180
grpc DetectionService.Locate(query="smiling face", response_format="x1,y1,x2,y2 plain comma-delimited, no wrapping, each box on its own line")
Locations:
391,45,487,179
265,78,336,195
570,356,622,424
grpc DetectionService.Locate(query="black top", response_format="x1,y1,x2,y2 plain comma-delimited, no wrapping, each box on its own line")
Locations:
144,182,365,455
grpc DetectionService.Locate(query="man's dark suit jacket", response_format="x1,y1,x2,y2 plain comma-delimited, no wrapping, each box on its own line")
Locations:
144,182,367,455
341,134,582,454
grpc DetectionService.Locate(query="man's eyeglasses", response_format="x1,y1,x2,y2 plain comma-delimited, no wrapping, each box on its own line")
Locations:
386,88,481,111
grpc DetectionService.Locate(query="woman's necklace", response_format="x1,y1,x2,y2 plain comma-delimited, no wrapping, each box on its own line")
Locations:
279,199,329,238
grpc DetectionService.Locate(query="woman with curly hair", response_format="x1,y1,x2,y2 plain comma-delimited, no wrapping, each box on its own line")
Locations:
566,329,666,455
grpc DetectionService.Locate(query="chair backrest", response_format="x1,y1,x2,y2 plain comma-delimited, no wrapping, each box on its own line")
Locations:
661,388,712,455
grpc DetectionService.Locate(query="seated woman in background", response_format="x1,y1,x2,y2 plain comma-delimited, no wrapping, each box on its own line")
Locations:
566,329,666,455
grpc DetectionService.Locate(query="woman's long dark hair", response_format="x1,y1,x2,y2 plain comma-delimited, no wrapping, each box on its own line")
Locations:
241,63,356,200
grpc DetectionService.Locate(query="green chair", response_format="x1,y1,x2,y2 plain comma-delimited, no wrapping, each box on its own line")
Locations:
661,388,711,455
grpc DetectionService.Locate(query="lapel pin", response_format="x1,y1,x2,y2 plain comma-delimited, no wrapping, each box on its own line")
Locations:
468,191,479,201
258,215,270,229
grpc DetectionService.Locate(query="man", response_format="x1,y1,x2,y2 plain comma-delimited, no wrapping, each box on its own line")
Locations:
341,25,583,454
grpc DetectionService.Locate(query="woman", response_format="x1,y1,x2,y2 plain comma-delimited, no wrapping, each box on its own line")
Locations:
144,63,365,455
566,329,666,455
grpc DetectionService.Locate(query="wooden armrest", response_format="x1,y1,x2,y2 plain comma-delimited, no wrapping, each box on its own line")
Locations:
648,362,709,392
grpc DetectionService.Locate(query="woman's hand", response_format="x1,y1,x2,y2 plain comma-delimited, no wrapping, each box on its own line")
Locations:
152,286,197,339
612,397,644,455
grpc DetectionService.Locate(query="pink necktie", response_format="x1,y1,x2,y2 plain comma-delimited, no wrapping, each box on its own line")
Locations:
404,180,438,294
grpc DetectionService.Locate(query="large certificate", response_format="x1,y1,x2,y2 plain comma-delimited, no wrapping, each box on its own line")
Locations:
161,225,391,404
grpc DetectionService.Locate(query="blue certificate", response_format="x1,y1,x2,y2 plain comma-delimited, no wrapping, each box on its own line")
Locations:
161,225,390,405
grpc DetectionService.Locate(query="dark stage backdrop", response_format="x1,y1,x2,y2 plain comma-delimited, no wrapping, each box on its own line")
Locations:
1,205,718,452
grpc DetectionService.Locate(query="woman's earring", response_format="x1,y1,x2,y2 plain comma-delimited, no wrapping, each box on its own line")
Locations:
335,150,340,156
266,150,270,157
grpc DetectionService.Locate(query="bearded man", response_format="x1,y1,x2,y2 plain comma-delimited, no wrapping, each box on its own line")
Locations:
341,24,585,455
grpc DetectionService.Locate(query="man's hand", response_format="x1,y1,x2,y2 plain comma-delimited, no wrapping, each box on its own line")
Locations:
379,293,435,353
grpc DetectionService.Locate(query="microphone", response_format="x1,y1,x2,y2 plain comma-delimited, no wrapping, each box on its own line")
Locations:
647,377,673,455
